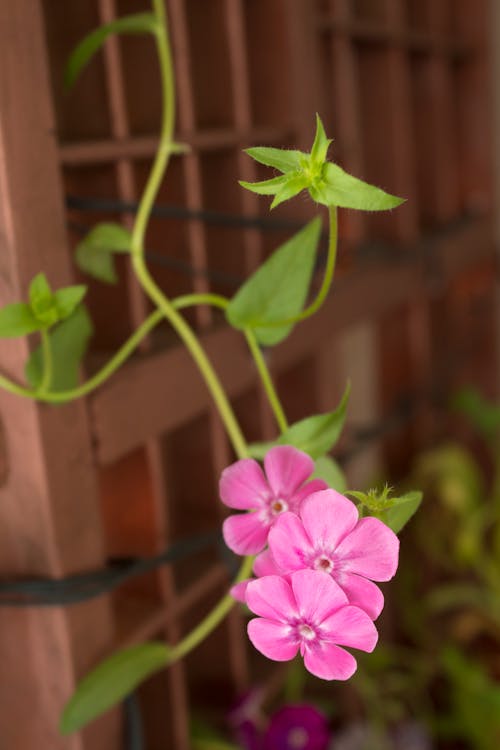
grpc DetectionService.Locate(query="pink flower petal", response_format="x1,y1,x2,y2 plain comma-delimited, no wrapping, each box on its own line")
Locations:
321,605,378,653
291,478,329,508
264,446,314,499
300,490,359,550
268,512,314,573
253,549,281,577
335,517,400,581
246,575,298,622
291,569,348,624
230,579,250,603
247,618,299,662
303,642,357,681
338,573,385,620
223,513,269,555
220,459,270,510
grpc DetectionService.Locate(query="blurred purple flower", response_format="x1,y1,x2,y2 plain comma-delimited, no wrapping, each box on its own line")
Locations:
263,704,330,750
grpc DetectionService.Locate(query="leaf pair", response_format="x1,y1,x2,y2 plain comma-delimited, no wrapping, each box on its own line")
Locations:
0,273,86,338
241,114,405,212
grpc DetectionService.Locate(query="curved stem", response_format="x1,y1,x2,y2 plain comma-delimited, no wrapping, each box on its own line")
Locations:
0,294,228,404
38,329,53,394
244,328,288,434
0,310,164,402
167,555,253,663
135,261,248,460
130,0,175,258
128,0,247,460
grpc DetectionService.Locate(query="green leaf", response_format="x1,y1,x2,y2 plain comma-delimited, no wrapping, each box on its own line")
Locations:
312,163,405,211
60,642,169,735
247,440,277,460
29,272,52,309
28,273,59,327
54,286,87,320
75,223,132,283
452,387,500,439
270,174,309,209
245,147,303,174
226,218,321,346
239,174,289,196
313,455,347,493
310,114,332,165
25,305,93,391
65,13,158,90
0,302,42,338
380,491,423,534
278,383,350,459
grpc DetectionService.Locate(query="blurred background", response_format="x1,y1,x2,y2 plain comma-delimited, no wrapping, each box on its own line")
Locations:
0,0,499,748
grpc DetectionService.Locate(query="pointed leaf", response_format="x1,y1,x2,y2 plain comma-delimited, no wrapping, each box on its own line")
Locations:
380,491,423,534
226,218,321,346
312,163,405,211
54,286,87,320
65,13,158,90
313,456,347,493
238,174,289,196
277,383,350,458
25,305,93,391
60,643,169,734
29,272,52,309
0,302,42,338
28,273,59,327
75,222,132,283
245,147,303,174
310,114,332,165
270,174,309,209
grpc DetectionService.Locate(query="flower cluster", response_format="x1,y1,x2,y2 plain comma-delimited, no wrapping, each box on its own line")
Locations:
220,446,399,681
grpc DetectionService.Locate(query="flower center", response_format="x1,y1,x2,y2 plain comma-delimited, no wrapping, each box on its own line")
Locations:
270,497,288,515
288,727,309,749
314,554,334,574
298,623,316,641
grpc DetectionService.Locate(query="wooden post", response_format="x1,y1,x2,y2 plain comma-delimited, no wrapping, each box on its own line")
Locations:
0,2,119,748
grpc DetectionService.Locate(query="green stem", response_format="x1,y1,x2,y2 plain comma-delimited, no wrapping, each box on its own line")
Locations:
128,0,247,460
136,263,248,460
167,555,253,663
38,329,53,394
0,309,164,403
0,294,229,403
244,328,288,434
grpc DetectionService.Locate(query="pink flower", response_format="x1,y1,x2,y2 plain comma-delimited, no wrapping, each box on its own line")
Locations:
220,446,327,555
246,569,377,680
268,490,399,620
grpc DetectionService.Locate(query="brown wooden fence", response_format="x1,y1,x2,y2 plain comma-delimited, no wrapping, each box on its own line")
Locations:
0,0,495,748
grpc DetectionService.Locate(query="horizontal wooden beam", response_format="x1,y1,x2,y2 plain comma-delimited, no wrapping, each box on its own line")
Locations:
90,216,494,465
59,126,291,165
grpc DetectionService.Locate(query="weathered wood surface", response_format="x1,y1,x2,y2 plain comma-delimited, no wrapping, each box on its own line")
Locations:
0,2,119,748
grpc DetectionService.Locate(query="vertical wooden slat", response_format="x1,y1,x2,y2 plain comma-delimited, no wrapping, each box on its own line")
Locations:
418,1,460,223
168,0,211,328
329,0,367,245
0,2,119,748
384,0,419,243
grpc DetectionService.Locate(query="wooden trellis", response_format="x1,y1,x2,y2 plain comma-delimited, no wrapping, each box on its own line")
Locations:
0,0,495,748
